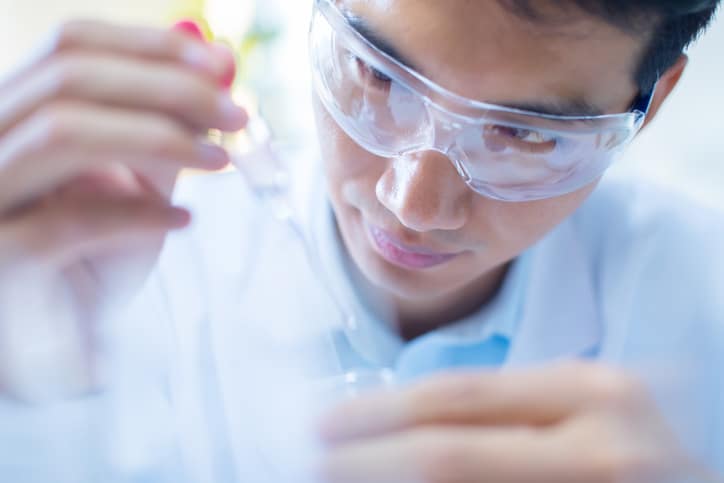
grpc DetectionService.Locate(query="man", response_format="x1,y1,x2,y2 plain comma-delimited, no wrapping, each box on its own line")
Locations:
0,1,722,481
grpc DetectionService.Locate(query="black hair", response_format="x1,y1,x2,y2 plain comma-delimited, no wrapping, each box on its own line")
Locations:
500,0,721,94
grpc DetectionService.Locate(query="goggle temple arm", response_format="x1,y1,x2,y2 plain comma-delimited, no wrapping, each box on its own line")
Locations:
631,82,658,115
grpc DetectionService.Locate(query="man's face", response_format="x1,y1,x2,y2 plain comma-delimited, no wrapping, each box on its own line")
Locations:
313,0,644,305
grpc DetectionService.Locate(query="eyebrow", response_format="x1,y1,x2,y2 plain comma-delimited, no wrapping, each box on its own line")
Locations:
345,14,606,118
346,14,423,73
498,99,605,118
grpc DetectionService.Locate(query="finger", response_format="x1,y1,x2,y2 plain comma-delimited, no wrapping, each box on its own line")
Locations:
319,362,647,443
0,20,230,91
0,101,230,211
211,43,237,90
0,52,247,138
320,426,595,483
0,193,190,270
53,166,157,200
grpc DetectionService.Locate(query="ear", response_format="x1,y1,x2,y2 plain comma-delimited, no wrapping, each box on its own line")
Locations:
640,54,688,131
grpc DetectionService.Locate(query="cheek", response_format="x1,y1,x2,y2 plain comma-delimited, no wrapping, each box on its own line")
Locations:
473,183,597,255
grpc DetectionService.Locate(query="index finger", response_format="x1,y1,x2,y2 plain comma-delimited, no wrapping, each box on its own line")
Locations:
319,362,648,444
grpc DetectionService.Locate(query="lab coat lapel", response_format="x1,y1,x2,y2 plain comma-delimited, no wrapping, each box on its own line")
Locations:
506,219,601,367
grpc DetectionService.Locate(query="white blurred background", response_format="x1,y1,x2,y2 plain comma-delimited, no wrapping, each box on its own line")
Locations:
1,0,723,207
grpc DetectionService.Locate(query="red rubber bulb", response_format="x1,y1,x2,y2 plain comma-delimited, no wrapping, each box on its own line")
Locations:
172,19,206,41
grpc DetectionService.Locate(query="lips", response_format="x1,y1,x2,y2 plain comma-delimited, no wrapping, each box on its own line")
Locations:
367,224,460,270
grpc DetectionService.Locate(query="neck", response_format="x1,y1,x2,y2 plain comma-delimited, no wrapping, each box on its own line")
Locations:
393,263,509,340
346,253,510,341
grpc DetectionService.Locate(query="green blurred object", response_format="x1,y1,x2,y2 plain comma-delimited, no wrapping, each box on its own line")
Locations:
168,0,280,81
236,24,281,79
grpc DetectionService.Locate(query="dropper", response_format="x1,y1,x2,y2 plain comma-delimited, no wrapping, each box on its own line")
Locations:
176,16,358,335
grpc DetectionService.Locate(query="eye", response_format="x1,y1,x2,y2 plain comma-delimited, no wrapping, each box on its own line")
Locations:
349,54,392,89
484,125,558,154
492,126,554,144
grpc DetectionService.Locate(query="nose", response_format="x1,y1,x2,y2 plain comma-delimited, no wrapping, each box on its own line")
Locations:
375,150,471,232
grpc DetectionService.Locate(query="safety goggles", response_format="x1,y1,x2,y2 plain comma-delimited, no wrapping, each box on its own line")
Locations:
309,0,653,202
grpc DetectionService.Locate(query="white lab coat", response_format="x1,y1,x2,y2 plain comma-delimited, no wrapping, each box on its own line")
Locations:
1,162,723,481
150,162,724,476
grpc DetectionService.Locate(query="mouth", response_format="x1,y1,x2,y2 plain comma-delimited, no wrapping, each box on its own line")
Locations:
366,224,461,270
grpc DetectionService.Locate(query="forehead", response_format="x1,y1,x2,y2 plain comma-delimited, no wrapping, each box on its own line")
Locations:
342,0,645,113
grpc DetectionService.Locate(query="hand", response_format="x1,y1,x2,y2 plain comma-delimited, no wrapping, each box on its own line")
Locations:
318,362,718,483
0,19,247,399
